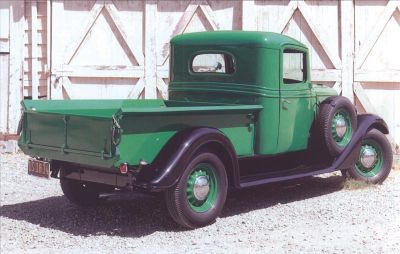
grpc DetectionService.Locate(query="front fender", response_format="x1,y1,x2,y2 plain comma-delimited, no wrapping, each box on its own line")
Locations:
133,127,239,191
333,114,389,170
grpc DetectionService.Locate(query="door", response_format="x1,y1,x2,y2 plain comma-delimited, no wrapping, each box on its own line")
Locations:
278,47,314,153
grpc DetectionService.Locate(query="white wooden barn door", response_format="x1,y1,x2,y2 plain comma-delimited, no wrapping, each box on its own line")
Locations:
49,0,241,100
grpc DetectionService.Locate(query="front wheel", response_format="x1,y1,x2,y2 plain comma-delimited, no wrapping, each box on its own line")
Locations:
165,151,228,229
344,129,393,184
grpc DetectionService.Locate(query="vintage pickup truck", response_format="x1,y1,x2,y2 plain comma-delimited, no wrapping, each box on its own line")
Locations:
18,31,393,228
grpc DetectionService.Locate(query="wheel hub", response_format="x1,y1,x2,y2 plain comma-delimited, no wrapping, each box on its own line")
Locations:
360,145,378,169
193,175,210,201
334,116,347,138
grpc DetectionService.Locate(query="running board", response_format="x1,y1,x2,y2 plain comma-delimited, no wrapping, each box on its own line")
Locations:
239,165,339,188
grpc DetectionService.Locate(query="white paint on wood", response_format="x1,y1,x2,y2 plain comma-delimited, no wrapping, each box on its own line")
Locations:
241,0,255,30
355,70,400,83
340,0,355,102
0,54,9,133
8,0,24,133
354,0,399,69
144,0,157,99
31,0,39,99
53,65,144,78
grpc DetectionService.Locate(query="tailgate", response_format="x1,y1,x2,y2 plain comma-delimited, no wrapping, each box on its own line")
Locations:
24,111,114,158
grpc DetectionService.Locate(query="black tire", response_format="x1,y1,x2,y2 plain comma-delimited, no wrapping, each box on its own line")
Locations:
60,178,101,207
318,96,357,156
345,129,392,184
165,151,228,229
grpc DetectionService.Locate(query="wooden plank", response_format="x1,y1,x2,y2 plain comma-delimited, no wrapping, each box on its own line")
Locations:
242,0,256,30
298,1,342,69
52,65,144,78
354,82,377,114
332,82,342,95
144,0,157,99
156,77,169,99
276,1,298,33
64,0,104,64
159,2,198,66
0,54,9,133
157,65,169,79
199,3,219,31
46,0,51,99
127,78,145,99
354,0,398,69
31,0,39,99
105,1,144,65
8,0,24,133
340,0,354,103
354,70,400,83
0,2,9,133
310,69,342,82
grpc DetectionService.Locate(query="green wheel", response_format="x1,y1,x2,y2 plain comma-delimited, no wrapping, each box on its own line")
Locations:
318,96,357,156
165,151,228,228
345,129,393,184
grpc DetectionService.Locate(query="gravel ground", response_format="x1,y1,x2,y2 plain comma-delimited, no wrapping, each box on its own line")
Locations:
1,153,400,254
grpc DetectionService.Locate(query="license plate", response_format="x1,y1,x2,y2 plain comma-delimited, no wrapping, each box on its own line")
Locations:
28,158,50,178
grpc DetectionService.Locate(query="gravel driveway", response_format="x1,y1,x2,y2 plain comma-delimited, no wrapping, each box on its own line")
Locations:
1,153,399,253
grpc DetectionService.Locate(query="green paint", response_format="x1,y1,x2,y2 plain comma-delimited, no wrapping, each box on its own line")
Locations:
19,31,339,175
186,163,218,213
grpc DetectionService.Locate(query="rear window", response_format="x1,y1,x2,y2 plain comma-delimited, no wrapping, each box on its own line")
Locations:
191,53,235,74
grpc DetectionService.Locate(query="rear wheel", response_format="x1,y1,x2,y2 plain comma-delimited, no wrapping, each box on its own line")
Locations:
344,129,392,184
165,151,228,228
60,178,102,207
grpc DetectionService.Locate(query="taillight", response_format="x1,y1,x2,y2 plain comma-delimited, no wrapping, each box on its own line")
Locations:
119,163,128,174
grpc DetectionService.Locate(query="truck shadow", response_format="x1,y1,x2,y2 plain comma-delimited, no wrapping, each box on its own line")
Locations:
0,174,345,238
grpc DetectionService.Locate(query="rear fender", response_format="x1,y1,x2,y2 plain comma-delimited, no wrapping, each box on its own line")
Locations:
134,127,239,191
334,114,389,170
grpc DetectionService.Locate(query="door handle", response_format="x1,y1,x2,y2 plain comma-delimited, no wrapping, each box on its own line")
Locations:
282,99,291,110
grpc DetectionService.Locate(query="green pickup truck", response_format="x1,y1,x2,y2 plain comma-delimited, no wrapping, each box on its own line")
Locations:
18,31,393,228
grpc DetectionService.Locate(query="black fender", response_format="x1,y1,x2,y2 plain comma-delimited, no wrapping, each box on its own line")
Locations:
332,113,389,170
134,127,240,191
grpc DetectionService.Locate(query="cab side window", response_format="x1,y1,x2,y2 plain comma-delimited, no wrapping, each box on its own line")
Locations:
283,49,306,84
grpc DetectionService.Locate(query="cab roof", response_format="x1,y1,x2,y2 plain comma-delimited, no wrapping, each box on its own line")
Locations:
171,31,306,49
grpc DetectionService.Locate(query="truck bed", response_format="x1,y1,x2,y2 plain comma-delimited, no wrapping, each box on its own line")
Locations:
19,99,263,170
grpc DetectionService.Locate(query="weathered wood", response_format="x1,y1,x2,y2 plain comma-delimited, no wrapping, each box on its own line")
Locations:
242,0,256,30
340,0,355,102
354,0,398,69
53,65,144,78
0,2,10,133
298,1,342,69
355,70,400,83
31,0,39,99
144,0,157,99
354,82,377,115
63,1,104,65
276,1,297,33
46,0,51,99
310,69,342,82
105,1,144,65
8,1,24,133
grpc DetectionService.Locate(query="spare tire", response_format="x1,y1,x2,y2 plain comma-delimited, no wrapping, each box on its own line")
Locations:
318,96,357,156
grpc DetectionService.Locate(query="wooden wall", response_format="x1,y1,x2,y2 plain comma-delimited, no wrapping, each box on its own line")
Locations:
0,0,399,153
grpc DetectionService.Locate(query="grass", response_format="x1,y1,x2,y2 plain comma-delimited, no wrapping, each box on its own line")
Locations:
343,179,376,190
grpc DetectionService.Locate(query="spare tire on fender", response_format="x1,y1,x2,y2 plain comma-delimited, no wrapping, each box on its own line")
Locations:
317,96,357,156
